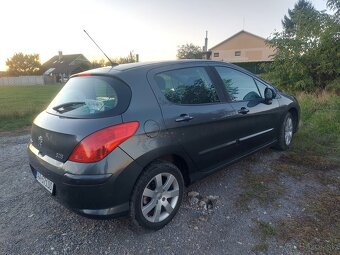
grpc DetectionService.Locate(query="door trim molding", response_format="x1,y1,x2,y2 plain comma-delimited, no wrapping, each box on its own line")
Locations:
198,128,274,155
239,128,274,142
199,140,237,155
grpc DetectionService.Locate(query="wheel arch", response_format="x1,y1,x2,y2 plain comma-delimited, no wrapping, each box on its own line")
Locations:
155,154,191,186
134,153,192,187
288,107,299,133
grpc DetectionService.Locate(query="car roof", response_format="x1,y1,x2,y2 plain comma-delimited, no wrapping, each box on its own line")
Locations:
75,60,230,76
110,59,211,71
73,60,264,83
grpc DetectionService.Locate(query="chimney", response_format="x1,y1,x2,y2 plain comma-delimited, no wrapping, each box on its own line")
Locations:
58,51,62,61
204,31,208,52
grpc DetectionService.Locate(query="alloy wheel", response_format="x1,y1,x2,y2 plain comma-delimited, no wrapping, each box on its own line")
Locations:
141,173,179,223
284,116,293,146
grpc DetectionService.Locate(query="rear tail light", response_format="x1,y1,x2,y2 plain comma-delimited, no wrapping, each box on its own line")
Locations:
69,122,139,163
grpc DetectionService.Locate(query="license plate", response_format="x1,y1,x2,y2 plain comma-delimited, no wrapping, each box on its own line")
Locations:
36,171,54,194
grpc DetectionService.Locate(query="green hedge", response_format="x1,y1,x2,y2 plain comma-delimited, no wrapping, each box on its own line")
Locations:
232,61,271,75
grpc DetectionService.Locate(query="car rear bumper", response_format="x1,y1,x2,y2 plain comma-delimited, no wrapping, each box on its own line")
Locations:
27,143,142,218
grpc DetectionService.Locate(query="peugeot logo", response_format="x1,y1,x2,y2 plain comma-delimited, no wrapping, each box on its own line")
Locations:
38,136,43,147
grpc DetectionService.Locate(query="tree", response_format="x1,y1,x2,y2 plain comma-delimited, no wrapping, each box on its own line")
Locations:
113,51,138,64
327,0,340,21
176,43,203,59
264,0,340,91
6,53,42,76
91,51,138,69
91,59,107,68
282,0,316,31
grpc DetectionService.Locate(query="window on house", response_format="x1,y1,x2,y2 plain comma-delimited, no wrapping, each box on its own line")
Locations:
214,52,219,57
235,51,241,56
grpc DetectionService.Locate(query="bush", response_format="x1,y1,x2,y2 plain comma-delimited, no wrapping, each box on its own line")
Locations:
264,0,339,92
325,78,340,95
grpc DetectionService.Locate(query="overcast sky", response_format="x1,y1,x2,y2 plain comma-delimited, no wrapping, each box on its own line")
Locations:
0,0,329,70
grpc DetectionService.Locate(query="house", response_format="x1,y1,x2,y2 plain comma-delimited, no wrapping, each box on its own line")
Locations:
209,30,275,73
43,51,91,82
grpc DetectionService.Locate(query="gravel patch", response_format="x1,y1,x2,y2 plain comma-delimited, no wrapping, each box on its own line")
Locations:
0,133,337,254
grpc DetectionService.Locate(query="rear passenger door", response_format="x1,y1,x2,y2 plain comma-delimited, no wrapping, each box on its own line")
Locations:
147,64,239,172
213,66,280,153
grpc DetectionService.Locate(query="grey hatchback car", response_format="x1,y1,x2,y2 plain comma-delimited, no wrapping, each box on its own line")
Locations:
28,60,299,229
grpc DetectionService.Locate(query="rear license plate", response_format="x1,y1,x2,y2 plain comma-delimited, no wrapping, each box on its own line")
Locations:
36,171,54,194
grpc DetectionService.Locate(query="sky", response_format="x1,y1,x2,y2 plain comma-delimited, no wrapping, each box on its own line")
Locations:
0,0,329,71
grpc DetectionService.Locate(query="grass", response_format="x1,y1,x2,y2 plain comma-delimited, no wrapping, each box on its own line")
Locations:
252,243,269,253
237,93,340,209
290,92,340,162
251,190,340,254
256,220,276,238
0,85,63,131
238,91,340,254
252,220,277,253
271,153,339,182
271,161,307,180
269,91,340,253
237,170,285,210
276,190,340,255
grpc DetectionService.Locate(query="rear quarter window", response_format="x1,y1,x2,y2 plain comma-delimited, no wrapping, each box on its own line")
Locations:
47,76,131,118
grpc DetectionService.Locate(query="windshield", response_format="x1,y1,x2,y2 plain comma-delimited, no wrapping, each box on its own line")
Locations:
47,76,131,118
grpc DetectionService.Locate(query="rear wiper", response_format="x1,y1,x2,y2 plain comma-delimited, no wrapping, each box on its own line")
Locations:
52,102,86,113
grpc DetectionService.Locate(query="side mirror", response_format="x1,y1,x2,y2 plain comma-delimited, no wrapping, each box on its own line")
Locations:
264,87,275,104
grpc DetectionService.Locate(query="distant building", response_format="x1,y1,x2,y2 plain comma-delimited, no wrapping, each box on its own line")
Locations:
43,51,91,82
0,71,6,78
209,30,275,73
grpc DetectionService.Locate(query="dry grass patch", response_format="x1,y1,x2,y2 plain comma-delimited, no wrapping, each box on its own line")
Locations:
237,171,285,210
252,220,277,253
271,161,307,180
279,153,338,171
276,190,340,255
252,242,269,253
272,152,340,186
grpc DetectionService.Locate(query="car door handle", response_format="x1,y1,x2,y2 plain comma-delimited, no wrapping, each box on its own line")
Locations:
175,114,194,122
238,107,249,114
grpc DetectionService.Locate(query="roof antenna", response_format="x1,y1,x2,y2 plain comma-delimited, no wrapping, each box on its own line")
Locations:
83,29,117,66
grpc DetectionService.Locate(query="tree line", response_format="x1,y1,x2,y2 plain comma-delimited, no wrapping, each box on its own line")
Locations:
2,0,338,92
263,0,339,92
177,0,339,92
1,51,138,77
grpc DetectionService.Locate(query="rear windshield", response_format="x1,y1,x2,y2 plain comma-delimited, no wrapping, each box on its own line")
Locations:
47,76,131,118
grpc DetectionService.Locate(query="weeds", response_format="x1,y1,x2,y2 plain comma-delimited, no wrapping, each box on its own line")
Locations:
276,190,340,255
237,171,284,210
290,92,340,161
252,220,276,253
252,242,269,253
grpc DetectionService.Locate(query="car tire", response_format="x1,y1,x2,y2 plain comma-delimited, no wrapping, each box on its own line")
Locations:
130,161,184,230
274,112,294,151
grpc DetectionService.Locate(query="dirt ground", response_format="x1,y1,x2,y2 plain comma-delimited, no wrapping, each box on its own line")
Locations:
0,133,339,255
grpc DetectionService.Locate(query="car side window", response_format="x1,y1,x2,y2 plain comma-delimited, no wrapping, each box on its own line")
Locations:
254,79,268,98
155,67,220,104
215,67,261,101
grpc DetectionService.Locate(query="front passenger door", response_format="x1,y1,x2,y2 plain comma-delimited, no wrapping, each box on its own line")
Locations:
214,66,280,154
